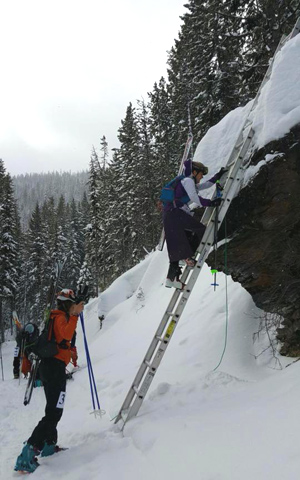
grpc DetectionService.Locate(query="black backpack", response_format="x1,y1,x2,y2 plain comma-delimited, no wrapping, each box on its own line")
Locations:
32,317,59,359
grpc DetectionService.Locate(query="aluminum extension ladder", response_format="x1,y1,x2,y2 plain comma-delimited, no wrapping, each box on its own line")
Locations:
115,18,300,430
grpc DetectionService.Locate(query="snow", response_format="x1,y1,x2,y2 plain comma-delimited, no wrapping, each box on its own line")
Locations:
193,32,300,188
1,249,299,480
242,153,283,187
1,20,300,480
251,33,300,149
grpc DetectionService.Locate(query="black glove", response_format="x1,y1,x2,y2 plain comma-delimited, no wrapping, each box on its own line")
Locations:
210,197,222,207
215,167,228,180
75,285,89,304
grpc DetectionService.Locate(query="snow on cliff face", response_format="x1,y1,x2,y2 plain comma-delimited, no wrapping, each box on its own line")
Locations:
251,32,300,149
193,32,300,176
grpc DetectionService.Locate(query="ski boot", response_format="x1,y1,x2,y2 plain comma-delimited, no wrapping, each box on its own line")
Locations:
165,263,185,290
14,442,40,473
184,257,196,267
33,379,43,387
41,443,67,457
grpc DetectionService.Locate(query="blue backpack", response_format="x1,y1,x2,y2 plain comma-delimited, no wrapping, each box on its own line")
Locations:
160,174,190,206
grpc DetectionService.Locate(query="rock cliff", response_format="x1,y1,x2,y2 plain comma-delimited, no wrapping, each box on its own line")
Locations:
208,123,300,356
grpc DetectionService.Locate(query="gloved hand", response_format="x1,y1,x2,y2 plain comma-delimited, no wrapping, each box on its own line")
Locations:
70,346,78,366
210,197,222,207
215,167,228,180
75,285,89,304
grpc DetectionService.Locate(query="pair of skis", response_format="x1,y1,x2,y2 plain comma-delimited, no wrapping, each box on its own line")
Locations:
157,132,194,251
23,258,68,406
23,355,40,406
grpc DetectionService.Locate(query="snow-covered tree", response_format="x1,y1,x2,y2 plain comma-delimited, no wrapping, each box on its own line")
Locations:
0,161,19,340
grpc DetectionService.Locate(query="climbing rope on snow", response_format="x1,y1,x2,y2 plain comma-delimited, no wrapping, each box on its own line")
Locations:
213,216,229,372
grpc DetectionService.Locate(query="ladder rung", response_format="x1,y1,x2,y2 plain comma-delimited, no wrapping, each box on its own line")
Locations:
156,335,164,342
144,360,151,368
133,386,139,395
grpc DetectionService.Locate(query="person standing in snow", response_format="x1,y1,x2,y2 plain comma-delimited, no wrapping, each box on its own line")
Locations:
15,289,86,473
163,160,227,289
13,323,39,380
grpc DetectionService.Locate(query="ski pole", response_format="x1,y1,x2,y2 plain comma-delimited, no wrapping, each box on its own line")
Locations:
19,337,25,386
81,316,102,415
83,329,96,410
0,341,4,381
84,329,100,410
79,312,104,418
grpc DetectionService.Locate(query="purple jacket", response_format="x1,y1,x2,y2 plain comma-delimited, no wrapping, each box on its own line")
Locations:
173,160,218,208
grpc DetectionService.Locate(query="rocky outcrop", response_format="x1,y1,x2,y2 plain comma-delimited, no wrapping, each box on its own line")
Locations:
208,123,300,356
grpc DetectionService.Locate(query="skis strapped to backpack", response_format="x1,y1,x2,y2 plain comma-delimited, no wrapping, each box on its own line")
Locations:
23,258,67,406
157,131,193,251
23,354,40,406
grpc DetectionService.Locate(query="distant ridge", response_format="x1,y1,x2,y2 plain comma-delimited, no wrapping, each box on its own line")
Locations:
13,170,89,229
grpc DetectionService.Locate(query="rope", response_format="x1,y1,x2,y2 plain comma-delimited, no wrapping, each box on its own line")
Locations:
213,216,229,371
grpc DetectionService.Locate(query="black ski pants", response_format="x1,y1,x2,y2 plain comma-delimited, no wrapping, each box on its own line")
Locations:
164,207,205,262
13,355,20,376
27,357,66,451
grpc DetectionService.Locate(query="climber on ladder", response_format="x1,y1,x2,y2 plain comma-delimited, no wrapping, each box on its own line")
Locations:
161,159,227,289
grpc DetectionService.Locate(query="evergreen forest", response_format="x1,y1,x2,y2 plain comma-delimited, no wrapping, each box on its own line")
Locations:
1,0,299,339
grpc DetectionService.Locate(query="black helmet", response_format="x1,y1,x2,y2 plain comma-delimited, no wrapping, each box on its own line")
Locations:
192,161,208,175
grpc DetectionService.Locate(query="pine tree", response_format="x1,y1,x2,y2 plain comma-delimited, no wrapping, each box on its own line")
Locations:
26,203,46,323
56,195,70,287
240,0,300,98
149,77,178,181
87,147,102,296
136,99,161,253
98,136,111,288
113,103,141,273
0,161,19,340
64,199,82,289
167,0,245,144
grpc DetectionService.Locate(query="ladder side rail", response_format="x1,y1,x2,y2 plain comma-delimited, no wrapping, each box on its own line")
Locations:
115,259,199,423
117,128,252,425
121,224,227,422
200,31,287,226
116,139,250,425
114,288,186,422
115,17,300,429
115,252,208,423
157,29,281,253
125,225,218,422
200,125,254,227
122,148,251,424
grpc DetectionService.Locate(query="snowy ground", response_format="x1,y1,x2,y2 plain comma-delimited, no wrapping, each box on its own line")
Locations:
1,249,300,480
1,21,300,480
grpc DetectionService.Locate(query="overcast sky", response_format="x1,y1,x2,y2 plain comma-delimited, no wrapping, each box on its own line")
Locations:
0,0,186,176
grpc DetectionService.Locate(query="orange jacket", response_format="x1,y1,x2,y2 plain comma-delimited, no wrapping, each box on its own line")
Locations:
51,309,79,365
